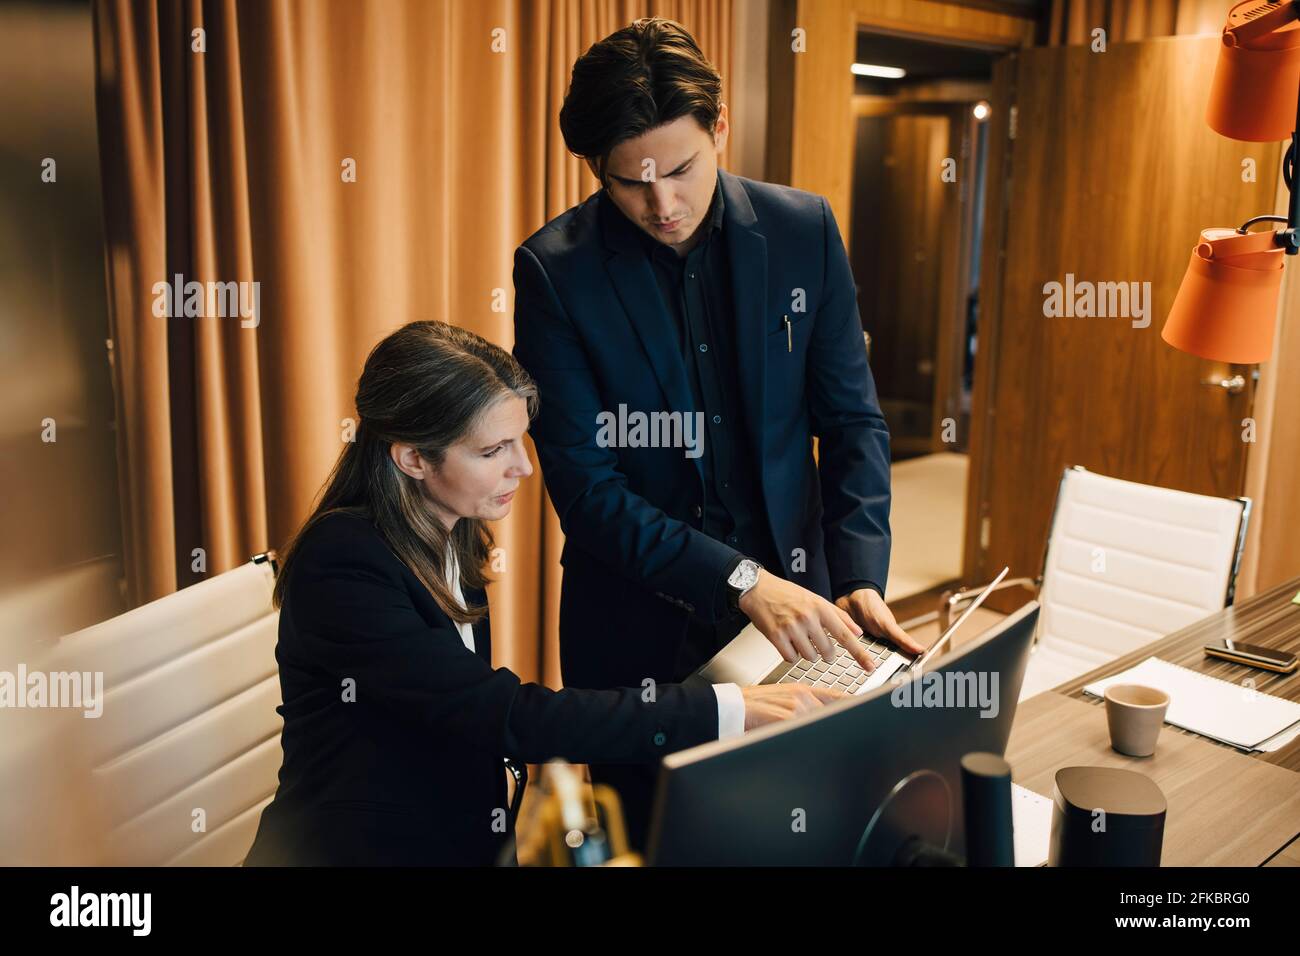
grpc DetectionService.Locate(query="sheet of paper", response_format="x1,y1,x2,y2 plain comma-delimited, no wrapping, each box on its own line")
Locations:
1256,719,1300,753
1012,783,1053,867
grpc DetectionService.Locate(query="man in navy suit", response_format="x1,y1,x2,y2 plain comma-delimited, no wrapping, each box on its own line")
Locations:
513,18,921,848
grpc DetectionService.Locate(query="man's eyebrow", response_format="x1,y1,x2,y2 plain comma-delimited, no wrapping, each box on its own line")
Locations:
610,151,698,183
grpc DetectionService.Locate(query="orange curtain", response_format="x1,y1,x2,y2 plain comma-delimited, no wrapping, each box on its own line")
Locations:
1044,0,1225,44
92,0,734,688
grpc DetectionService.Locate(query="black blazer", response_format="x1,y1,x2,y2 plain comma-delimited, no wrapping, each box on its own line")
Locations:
513,170,892,691
243,511,719,866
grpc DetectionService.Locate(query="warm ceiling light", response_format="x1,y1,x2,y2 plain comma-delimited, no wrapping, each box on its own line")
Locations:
851,63,906,79
973,101,991,121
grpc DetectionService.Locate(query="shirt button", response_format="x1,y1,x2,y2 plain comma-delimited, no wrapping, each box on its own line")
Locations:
653,732,667,746
699,343,708,352
712,415,722,424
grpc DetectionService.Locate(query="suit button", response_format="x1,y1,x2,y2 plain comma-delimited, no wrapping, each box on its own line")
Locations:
653,732,666,746
693,505,703,518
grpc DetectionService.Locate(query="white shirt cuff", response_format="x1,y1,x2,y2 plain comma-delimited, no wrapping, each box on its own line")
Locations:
711,682,746,739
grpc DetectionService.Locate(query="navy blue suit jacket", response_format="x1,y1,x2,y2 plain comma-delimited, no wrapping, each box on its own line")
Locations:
513,170,892,690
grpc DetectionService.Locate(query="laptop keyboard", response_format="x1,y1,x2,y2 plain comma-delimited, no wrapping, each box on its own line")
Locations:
777,636,899,694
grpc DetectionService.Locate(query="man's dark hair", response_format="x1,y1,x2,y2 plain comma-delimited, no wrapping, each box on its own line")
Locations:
559,18,722,183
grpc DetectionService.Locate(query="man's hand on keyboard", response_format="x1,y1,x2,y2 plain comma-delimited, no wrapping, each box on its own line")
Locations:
737,569,875,671
739,684,845,731
835,587,925,656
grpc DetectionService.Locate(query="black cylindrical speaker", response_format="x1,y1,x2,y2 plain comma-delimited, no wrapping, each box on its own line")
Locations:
1049,767,1166,867
961,752,1014,866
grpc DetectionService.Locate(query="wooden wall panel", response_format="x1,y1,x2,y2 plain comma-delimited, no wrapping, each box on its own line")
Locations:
967,36,1281,591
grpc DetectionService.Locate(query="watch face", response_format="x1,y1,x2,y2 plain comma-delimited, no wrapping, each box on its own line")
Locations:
729,560,759,592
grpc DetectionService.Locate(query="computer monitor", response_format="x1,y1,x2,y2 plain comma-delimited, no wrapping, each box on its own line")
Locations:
646,601,1040,865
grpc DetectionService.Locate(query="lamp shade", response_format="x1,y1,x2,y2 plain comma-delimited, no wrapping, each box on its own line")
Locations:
1205,1,1300,142
1162,238,1282,363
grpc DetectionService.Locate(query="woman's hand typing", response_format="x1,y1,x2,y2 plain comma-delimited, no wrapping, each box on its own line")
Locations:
739,684,845,731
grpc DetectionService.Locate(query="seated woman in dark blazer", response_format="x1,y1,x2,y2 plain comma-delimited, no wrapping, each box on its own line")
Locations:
244,321,837,866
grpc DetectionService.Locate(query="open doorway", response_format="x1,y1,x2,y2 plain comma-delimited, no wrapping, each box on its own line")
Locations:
848,30,996,605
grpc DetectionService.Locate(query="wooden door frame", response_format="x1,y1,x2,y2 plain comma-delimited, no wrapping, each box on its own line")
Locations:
769,0,1035,237
850,97,980,456
960,51,1016,586
771,0,1033,590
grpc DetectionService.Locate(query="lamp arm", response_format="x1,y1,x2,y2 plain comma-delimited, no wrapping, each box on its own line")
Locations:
1289,65,1300,254
1240,215,1289,232
1230,139,1299,257
1252,85,1300,255
1222,3,1300,254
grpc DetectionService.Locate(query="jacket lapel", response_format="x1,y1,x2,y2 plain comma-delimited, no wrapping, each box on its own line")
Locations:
719,170,769,477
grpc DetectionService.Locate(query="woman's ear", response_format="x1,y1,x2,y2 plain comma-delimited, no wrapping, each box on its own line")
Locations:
389,442,427,481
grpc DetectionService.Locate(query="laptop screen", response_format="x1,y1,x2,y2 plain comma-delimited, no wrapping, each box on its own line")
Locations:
912,565,1010,670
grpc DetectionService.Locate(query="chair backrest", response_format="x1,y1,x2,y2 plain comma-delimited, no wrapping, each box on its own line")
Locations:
1036,467,1249,665
54,555,282,866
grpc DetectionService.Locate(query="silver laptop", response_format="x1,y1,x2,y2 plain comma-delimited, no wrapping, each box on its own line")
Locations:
697,567,1011,696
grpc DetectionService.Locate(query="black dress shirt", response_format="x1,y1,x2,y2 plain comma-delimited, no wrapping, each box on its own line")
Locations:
615,178,780,583
606,176,880,627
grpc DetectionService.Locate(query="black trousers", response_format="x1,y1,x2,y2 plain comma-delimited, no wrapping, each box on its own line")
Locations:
589,609,751,855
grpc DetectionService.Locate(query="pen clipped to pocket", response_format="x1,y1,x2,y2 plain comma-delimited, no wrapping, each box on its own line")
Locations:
771,311,806,352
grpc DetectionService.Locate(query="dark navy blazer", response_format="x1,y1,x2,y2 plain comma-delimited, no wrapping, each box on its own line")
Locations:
243,511,718,866
513,170,892,691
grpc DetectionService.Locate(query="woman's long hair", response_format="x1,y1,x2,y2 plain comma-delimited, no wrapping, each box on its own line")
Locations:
272,321,538,624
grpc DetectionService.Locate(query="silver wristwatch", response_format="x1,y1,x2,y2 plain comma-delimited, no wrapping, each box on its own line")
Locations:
726,558,762,609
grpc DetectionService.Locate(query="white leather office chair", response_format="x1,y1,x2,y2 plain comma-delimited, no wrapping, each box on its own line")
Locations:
942,467,1250,702
53,553,282,866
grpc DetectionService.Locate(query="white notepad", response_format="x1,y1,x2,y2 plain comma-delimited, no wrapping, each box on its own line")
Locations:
1083,656,1300,752
1012,784,1053,867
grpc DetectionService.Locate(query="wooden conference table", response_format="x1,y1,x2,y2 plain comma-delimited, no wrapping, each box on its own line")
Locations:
1003,575,1300,867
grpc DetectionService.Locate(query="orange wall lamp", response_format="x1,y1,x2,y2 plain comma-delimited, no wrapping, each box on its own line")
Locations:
1163,0,1300,363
